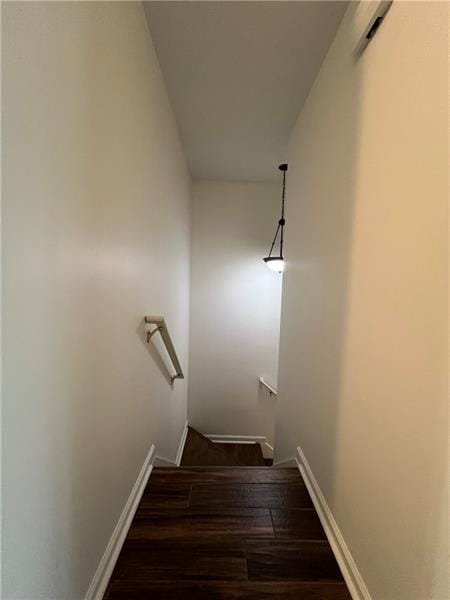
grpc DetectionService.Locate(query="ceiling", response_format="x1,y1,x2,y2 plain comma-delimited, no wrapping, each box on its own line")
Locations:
144,1,347,182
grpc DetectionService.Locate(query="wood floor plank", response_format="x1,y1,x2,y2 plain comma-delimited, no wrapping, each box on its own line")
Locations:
246,540,344,582
110,540,247,581
150,467,301,485
271,509,327,540
190,483,314,509
139,482,191,509
128,508,274,540
106,580,352,599
214,442,266,466
105,465,350,600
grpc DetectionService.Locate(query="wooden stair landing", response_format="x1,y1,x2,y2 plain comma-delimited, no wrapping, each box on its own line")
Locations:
104,467,351,599
180,426,268,466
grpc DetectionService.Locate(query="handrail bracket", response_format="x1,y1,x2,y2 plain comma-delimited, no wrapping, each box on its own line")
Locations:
144,315,184,384
259,377,278,396
147,325,163,342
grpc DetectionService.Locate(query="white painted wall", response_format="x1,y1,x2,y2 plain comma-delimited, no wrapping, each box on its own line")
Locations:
275,2,448,600
189,182,282,444
2,3,191,598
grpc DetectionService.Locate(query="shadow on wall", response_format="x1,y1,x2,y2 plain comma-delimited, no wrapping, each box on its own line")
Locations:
275,0,362,490
137,319,174,386
188,182,282,445
256,380,278,448
275,2,447,598
3,3,191,599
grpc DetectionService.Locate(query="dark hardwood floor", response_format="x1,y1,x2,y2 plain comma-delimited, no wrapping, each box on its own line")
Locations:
104,466,351,599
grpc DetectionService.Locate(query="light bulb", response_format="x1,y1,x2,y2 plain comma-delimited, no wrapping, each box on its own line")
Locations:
264,258,284,273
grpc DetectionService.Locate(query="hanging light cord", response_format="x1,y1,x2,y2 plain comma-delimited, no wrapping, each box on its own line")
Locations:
267,166,287,259
267,222,281,258
279,166,286,257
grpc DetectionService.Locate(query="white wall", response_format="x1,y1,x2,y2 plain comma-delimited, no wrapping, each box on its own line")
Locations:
189,182,282,444
275,2,448,600
2,3,191,598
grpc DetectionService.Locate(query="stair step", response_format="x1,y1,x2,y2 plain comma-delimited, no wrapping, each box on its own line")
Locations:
106,580,352,600
150,467,301,484
214,442,266,466
105,456,351,598
180,426,267,467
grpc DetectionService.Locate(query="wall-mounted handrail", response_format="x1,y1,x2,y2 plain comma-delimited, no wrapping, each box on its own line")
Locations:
145,316,184,384
259,377,278,397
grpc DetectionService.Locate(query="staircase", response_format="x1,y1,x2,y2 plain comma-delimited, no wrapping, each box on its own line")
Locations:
180,426,271,466
104,436,351,599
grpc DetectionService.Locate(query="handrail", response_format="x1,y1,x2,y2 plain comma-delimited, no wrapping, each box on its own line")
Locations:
259,377,278,396
144,316,184,384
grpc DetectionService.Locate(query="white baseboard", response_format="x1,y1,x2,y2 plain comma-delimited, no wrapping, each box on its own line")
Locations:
204,433,273,459
262,441,274,459
175,419,189,466
84,444,156,600
273,457,297,467
153,455,176,466
205,433,267,444
154,420,189,467
296,446,371,600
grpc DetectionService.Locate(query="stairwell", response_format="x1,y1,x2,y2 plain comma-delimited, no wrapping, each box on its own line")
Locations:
104,428,351,599
180,426,272,466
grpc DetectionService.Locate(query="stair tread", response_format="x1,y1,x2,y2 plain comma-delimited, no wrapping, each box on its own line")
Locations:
180,427,267,467
126,508,274,540
106,580,352,600
246,539,345,582
151,467,300,484
105,444,349,598
214,442,266,466
189,483,314,509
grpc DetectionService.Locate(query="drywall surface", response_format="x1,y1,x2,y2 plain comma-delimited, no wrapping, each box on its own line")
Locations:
2,3,191,598
274,2,448,599
189,182,282,444
144,1,347,182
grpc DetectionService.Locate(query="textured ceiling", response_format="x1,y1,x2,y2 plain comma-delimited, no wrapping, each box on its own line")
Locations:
144,1,347,182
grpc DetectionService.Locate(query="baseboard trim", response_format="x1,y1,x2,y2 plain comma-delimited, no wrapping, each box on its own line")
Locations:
204,433,274,459
205,433,266,444
296,446,371,600
153,455,176,466
175,420,189,466
273,457,297,467
262,441,274,459
84,444,156,600
154,420,189,466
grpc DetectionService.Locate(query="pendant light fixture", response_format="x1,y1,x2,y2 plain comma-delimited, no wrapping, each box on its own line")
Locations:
263,163,288,273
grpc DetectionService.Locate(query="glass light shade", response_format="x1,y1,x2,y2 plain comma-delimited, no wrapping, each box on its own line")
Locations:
264,257,284,273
